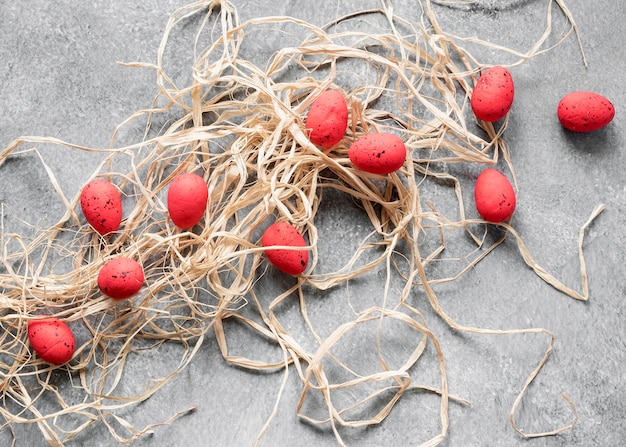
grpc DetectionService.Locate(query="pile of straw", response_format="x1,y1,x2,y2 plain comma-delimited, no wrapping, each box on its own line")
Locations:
0,0,602,445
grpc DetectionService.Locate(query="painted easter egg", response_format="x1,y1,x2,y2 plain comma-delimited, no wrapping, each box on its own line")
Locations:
80,179,123,235
474,168,516,223
305,89,349,149
471,66,515,122
167,173,209,229
557,91,615,132
98,257,144,299
28,318,76,364
261,221,309,275
348,132,406,175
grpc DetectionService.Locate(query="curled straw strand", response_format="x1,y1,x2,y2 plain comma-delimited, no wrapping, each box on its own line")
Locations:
0,0,600,445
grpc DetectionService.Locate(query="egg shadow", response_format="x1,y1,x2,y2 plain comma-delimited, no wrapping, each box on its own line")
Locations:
559,124,620,157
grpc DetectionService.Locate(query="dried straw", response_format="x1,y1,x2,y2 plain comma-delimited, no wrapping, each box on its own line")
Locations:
0,0,602,446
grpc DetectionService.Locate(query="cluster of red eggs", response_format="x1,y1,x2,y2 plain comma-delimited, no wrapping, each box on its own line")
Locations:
27,69,614,365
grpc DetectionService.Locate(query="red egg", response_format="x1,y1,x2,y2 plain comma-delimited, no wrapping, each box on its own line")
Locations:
305,89,349,149
471,66,515,122
167,173,209,229
348,132,406,175
98,257,144,299
557,91,615,132
27,318,76,365
261,221,309,275
80,179,123,235
474,168,516,223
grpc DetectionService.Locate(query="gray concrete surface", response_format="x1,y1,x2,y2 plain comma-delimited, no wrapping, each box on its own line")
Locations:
1,0,624,446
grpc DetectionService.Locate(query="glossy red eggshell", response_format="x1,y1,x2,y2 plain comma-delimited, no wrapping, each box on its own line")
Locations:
167,173,209,229
305,90,349,149
348,133,407,175
261,221,309,275
474,168,516,223
28,318,76,365
80,180,123,235
471,66,515,122
98,257,144,299
557,91,615,132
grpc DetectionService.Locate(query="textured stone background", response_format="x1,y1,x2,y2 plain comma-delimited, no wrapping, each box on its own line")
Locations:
0,0,624,446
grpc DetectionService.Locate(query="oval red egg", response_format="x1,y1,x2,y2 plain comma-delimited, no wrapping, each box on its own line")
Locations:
80,179,123,235
261,221,309,275
557,91,615,132
167,173,209,229
348,132,406,175
474,168,516,223
471,66,515,122
305,90,349,149
28,318,76,364
98,257,144,299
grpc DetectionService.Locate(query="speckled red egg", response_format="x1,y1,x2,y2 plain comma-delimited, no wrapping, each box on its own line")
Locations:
348,132,406,175
474,168,516,223
80,179,123,235
305,90,349,149
471,66,515,122
98,257,144,299
167,173,209,229
261,221,309,275
28,318,76,365
557,91,615,132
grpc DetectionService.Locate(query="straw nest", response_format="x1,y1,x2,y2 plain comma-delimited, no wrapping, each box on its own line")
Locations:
0,0,603,445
